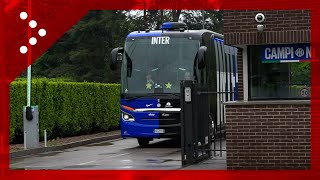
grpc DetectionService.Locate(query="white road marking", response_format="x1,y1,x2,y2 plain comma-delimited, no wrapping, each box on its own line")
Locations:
17,152,132,169
77,153,130,166
22,165,57,169
78,160,96,165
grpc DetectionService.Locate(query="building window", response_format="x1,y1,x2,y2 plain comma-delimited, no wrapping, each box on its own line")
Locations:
248,45,310,100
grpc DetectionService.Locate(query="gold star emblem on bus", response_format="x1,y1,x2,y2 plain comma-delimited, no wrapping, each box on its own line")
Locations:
146,83,152,89
165,82,172,89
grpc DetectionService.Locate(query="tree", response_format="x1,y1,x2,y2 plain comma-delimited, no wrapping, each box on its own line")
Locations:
172,10,182,22
181,10,223,33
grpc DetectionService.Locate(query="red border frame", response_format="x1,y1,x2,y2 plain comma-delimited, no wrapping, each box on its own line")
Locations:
1,0,320,179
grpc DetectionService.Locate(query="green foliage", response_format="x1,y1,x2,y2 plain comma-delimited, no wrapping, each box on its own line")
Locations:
10,82,26,143
9,79,120,143
290,62,310,84
181,10,223,33
14,77,75,82
125,10,223,33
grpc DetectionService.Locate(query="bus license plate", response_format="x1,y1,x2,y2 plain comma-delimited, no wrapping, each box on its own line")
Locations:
154,129,165,134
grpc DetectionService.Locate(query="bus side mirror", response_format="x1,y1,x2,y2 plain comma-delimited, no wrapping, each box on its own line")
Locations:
197,46,207,69
110,47,123,70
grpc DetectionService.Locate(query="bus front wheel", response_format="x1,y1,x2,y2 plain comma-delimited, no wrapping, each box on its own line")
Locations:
137,138,150,147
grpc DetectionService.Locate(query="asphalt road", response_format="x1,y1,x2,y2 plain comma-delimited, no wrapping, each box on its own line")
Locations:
10,138,183,170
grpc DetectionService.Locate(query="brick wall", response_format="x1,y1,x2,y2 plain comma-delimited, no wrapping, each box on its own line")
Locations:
236,48,243,100
225,103,310,170
224,10,310,45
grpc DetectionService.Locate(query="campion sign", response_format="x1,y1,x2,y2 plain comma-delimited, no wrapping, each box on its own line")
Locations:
262,43,311,63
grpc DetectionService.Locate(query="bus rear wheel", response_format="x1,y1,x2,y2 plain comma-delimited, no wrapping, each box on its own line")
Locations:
137,138,150,147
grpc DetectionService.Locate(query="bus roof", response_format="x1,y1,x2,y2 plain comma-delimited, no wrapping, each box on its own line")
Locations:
126,29,223,40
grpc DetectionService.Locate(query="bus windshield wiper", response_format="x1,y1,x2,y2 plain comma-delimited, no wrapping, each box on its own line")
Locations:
125,93,180,102
157,93,180,98
125,94,154,102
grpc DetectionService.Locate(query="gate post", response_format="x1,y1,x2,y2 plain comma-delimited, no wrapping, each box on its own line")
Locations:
180,80,194,166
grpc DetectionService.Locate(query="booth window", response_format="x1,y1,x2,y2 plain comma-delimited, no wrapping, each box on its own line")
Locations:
248,45,310,100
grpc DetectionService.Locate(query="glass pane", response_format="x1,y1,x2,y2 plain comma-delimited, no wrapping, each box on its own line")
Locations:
121,37,199,94
249,46,310,99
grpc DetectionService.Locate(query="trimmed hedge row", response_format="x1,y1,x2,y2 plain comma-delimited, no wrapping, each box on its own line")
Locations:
10,79,120,143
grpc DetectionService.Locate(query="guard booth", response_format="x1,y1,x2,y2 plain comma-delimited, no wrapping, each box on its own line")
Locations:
180,43,238,166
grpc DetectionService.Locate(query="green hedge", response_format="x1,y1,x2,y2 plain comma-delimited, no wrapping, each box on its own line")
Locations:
10,79,120,143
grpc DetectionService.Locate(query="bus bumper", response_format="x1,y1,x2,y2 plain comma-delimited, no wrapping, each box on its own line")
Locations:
120,120,180,139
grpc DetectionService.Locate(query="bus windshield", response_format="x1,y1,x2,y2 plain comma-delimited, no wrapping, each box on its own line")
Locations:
121,37,199,95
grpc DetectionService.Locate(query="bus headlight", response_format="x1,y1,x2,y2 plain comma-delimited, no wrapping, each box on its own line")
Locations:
122,112,135,122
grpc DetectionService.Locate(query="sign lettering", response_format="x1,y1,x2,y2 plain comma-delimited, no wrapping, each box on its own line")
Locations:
262,43,311,63
151,37,170,45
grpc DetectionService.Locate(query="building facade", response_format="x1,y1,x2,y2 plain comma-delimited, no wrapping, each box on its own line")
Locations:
223,10,311,169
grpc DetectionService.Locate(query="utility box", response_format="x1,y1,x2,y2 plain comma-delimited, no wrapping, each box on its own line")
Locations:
23,106,39,149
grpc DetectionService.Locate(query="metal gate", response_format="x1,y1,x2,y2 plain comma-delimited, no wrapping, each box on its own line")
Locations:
180,80,237,166
180,80,211,166
180,44,238,167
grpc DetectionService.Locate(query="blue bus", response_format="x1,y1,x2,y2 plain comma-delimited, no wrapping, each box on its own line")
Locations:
110,22,238,146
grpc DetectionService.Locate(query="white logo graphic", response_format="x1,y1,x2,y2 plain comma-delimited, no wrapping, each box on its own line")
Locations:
151,37,170,45
165,102,172,107
162,113,169,117
157,103,161,107
295,48,305,57
146,104,153,107
19,12,47,54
